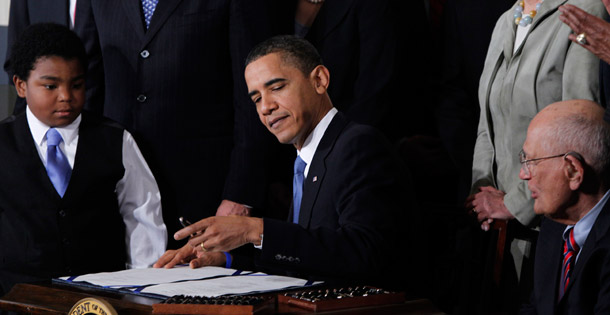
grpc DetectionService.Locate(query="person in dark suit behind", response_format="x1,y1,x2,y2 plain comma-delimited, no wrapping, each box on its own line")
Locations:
0,23,167,296
85,0,276,249
154,35,420,291
3,0,104,114
265,0,404,139
519,100,610,314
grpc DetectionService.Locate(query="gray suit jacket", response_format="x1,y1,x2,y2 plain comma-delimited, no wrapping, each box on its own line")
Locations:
472,0,605,225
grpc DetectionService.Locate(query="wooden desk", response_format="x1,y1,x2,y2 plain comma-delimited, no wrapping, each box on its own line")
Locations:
0,283,443,314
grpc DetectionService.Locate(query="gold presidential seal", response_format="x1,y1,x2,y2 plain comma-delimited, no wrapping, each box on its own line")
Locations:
69,297,118,315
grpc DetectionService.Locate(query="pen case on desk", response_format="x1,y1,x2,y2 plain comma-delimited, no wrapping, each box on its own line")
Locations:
152,295,275,315
277,286,405,312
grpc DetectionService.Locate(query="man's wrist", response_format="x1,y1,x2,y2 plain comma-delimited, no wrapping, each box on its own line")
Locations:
253,234,263,249
248,218,264,246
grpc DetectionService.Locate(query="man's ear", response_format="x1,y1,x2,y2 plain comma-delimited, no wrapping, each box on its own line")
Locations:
564,153,584,190
310,65,330,94
13,75,27,98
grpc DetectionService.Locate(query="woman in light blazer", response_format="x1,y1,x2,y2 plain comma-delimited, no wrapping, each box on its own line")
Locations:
467,0,607,229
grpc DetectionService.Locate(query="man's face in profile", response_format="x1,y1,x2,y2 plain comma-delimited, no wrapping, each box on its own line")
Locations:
520,127,573,220
245,53,319,149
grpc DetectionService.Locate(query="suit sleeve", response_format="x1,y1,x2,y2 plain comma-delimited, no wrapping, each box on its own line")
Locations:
256,128,413,283
75,0,105,115
593,249,610,313
346,0,395,127
4,0,30,114
222,0,275,209
470,15,506,197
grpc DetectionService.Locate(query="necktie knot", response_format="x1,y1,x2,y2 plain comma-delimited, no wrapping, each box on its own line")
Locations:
564,227,580,253
46,128,63,147
294,156,307,175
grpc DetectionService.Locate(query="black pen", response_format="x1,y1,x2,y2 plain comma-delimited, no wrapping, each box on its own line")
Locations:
178,216,197,238
178,216,192,228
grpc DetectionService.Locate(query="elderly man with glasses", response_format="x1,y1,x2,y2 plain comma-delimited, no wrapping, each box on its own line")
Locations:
519,99,610,314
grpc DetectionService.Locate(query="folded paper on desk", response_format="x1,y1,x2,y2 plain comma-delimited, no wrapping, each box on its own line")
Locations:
56,266,321,298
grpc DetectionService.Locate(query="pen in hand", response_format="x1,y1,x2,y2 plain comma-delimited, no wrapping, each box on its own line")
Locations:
178,216,197,238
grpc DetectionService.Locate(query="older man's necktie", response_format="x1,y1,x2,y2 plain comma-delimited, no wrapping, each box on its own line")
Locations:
292,156,307,224
142,0,159,29
559,226,579,300
46,128,72,197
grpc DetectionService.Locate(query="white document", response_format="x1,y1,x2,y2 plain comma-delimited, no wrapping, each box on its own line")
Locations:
141,273,321,297
58,266,240,287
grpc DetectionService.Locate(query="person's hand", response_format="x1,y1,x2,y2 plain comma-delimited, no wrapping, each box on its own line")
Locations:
188,251,227,268
215,199,251,217
175,216,264,252
153,245,198,269
559,4,610,64
153,244,227,269
465,186,514,231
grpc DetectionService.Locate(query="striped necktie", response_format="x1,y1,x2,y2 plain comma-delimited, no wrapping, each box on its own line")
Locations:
142,0,159,29
559,226,579,300
46,128,72,197
292,156,307,224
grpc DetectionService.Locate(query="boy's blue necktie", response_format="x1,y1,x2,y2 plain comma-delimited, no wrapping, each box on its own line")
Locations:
292,156,307,224
46,128,71,197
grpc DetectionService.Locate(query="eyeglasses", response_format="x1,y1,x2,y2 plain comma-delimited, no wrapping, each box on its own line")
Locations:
519,150,570,177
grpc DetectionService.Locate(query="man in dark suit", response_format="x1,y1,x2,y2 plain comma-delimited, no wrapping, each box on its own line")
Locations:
519,100,610,314
85,0,274,248
266,0,413,140
4,0,104,113
155,35,418,290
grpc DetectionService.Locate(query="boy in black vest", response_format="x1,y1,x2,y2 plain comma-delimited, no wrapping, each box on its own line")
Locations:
0,23,167,296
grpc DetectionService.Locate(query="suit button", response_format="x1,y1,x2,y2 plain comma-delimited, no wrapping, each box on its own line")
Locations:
140,50,150,58
58,209,66,217
288,257,294,262
295,257,301,263
137,94,147,102
275,254,282,261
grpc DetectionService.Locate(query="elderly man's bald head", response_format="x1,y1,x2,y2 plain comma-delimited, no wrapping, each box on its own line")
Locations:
528,99,610,188
521,100,610,222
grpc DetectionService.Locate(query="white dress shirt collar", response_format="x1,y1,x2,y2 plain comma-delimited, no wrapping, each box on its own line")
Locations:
26,106,81,146
26,105,81,167
297,107,338,177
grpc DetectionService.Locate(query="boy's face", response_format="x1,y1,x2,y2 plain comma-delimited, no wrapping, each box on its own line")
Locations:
13,56,85,127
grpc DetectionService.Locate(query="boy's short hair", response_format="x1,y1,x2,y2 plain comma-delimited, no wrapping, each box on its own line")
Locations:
10,23,87,81
245,35,323,76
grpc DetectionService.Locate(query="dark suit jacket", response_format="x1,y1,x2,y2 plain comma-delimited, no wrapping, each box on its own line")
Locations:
523,201,610,314
3,0,104,113
236,112,420,290
268,0,400,138
87,0,274,247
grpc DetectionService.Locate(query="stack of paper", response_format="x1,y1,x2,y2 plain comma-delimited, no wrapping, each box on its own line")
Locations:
57,266,321,297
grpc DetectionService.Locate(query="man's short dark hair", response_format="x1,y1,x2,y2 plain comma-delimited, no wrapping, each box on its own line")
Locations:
10,23,87,81
245,35,323,75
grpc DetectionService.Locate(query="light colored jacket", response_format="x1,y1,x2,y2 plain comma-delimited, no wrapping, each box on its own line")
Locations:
473,0,606,226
